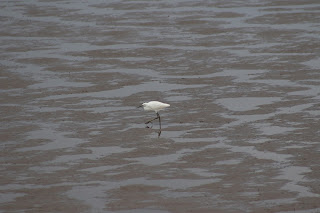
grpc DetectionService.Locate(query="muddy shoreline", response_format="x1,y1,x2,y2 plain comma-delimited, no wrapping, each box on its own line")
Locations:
1,0,320,212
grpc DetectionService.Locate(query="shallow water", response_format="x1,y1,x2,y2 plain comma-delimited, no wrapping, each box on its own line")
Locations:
1,0,320,212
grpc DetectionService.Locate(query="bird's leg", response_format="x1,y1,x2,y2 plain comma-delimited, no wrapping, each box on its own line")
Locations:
145,117,158,124
145,121,153,129
158,113,161,129
145,113,160,124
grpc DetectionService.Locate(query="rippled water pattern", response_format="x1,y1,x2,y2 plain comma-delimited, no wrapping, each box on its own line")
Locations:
1,0,320,212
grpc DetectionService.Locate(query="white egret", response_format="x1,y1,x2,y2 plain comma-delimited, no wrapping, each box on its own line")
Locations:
138,101,170,129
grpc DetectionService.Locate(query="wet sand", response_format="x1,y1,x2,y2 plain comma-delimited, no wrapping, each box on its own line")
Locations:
1,0,320,212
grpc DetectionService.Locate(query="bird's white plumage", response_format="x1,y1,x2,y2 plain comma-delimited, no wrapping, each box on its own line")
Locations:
141,101,170,113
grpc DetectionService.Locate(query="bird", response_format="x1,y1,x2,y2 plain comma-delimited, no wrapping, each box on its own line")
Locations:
138,101,170,129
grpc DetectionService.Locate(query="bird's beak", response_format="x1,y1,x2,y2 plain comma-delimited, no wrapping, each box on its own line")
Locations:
137,104,142,108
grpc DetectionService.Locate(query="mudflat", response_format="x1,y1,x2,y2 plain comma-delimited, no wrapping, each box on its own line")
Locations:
1,1,320,212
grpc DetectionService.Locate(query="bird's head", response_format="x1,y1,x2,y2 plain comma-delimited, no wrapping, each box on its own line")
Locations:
137,103,146,108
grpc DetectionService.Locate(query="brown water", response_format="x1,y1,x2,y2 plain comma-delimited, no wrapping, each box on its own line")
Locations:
1,0,320,212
